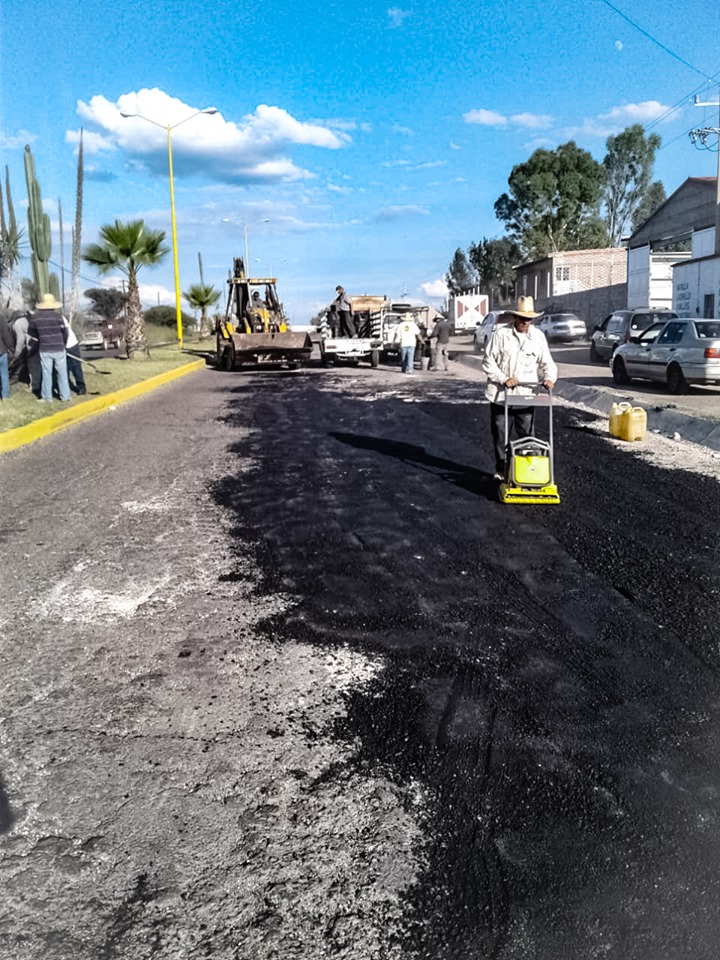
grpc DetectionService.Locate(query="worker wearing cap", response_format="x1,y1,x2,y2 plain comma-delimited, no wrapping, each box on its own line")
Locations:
482,296,556,480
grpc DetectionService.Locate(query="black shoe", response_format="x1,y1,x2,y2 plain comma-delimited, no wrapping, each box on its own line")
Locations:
77,388,87,395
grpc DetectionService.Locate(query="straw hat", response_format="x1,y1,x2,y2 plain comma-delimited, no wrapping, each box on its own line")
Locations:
503,296,541,319
36,293,62,310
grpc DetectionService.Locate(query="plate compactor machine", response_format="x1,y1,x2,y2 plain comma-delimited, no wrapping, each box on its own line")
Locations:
499,385,560,505
216,257,312,371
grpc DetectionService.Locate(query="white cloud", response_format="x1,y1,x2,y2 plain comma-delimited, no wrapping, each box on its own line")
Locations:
0,130,35,149
388,7,411,27
565,100,673,139
73,88,349,185
599,100,670,124
138,282,175,307
464,108,554,130
464,108,508,127
373,204,430,221
392,123,414,136
524,137,557,150
421,279,448,298
510,112,553,130
381,159,446,170
615,40,624,51
66,128,115,153
450,142,461,150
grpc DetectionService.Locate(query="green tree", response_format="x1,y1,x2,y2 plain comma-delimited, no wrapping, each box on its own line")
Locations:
602,125,663,245
631,179,667,233
445,247,477,294
495,142,607,259
83,220,169,359
21,277,38,309
143,305,194,328
182,282,220,339
468,237,522,306
84,286,127,324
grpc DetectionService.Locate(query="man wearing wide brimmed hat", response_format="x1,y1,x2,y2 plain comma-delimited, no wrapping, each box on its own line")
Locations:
27,294,71,402
482,296,557,480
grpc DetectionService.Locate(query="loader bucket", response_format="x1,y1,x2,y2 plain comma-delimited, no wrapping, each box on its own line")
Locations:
230,330,313,366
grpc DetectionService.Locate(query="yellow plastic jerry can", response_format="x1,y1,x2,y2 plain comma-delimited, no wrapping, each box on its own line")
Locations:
618,406,647,442
609,402,632,438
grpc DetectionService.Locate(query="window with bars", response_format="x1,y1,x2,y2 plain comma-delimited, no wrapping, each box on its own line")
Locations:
555,266,570,282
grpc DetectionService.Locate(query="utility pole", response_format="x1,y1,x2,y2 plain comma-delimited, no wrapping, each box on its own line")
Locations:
690,92,720,256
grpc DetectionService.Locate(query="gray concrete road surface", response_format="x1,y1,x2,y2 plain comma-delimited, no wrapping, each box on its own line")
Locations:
2,357,720,959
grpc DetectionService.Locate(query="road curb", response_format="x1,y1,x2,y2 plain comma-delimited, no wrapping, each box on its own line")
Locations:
0,359,206,455
452,350,720,454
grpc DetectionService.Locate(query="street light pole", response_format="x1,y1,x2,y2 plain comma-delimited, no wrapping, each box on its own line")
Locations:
166,126,183,345
244,219,269,276
120,106,217,347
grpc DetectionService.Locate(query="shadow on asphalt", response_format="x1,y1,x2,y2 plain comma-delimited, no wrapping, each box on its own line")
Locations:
0,778,14,834
330,431,499,501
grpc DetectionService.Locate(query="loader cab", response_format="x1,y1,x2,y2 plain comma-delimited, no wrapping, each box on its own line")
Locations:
227,257,286,334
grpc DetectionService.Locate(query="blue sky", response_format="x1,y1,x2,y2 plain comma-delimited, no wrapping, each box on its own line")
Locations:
1,0,719,321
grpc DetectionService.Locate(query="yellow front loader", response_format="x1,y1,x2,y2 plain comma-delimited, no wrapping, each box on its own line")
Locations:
216,257,312,371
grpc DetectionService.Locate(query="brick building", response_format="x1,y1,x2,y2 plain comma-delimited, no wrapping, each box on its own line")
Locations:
513,248,627,326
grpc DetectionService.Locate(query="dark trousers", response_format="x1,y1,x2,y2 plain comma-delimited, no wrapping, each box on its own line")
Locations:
490,402,534,473
67,345,86,392
339,310,355,337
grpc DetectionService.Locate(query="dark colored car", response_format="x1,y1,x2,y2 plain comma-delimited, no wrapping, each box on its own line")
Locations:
590,308,678,361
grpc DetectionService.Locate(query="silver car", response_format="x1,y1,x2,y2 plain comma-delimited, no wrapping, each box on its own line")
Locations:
473,311,507,354
611,317,720,394
536,312,587,342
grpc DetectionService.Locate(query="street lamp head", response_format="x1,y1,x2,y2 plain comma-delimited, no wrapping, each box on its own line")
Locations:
119,112,136,118
202,108,218,115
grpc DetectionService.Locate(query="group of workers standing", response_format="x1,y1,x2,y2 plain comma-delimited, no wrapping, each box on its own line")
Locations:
328,284,454,373
0,293,86,402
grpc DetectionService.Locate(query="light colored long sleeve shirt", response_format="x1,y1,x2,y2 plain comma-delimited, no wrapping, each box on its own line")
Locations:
482,323,557,403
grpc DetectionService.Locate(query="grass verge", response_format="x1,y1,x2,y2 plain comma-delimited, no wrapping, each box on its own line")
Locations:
1,336,213,433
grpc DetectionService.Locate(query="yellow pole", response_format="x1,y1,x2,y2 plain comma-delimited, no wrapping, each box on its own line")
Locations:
167,126,183,349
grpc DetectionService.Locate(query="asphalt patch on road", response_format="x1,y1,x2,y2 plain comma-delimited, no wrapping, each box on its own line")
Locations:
212,368,720,959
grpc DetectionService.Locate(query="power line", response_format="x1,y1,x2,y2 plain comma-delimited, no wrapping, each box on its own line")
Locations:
598,0,714,81
646,69,720,133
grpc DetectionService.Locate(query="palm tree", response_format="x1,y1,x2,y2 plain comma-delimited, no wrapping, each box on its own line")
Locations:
83,219,168,358
182,282,220,340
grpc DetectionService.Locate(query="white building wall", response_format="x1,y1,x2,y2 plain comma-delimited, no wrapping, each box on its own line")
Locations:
628,246,690,309
673,257,720,318
627,245,651,308
692,227,715,259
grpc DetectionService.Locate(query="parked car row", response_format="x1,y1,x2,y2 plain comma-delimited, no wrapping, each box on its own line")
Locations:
611,316,720,394
471,304,720,395
589,308,678,362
